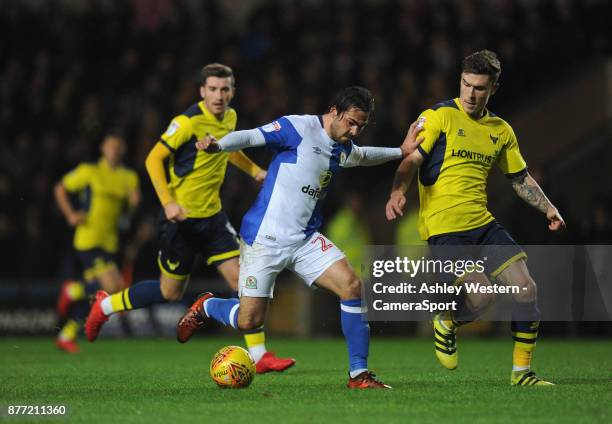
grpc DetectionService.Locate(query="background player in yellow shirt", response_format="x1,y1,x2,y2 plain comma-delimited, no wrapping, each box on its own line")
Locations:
54,134,140,353
85,63,294,373
386,50,565,386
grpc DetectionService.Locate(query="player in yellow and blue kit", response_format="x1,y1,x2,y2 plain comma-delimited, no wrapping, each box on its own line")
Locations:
85,63,294,373
386,50,566,386
54,134,140,353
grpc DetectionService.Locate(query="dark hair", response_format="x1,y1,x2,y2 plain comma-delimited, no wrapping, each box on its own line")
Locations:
462,50,501,83
328,86,375,115
201,63,235,86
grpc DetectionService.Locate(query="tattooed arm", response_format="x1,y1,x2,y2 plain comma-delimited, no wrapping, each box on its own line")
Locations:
510,173,566,231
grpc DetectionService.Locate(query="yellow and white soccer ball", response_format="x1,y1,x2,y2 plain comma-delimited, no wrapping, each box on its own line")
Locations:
210,346,255,388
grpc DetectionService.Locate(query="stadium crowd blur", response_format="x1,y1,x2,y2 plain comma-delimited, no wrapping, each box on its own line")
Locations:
1,0,610,279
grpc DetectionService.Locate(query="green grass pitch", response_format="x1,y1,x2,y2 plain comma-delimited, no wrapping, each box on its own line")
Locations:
1,337,610,423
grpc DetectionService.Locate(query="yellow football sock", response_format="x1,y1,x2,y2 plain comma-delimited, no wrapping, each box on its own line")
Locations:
244,330,266,362
512,331,537,370
58,319,80,341
109,289,133,313
244,330,265,347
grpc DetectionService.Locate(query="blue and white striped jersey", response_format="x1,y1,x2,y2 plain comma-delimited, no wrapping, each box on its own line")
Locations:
241,114,361,247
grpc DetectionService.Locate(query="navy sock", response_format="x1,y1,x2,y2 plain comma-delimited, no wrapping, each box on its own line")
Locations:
126,280,166,309
511,300,541,323
451,290,478,325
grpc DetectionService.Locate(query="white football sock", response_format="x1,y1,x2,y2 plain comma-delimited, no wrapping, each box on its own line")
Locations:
249,345,266,363
512,365,530,372
349,368,368,378
100,297,114,316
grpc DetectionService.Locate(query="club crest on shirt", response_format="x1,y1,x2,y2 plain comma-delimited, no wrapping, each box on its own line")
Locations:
261,121,282,132
319,170,332,188
165,121,180,137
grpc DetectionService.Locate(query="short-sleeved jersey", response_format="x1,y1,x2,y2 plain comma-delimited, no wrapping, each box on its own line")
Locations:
159,101,237,218
241,115,363,247
62,159,139,253
415,98,527,240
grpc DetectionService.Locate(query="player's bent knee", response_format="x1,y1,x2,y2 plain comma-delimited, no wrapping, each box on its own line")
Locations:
340,276,362,300
515,278,537,302
160,279,186,302
160,287,183,302
237,314,264,331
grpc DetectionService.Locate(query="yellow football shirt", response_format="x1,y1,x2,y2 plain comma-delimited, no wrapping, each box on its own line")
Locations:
415,98,527,240
62,159,139,252
159,101,237,218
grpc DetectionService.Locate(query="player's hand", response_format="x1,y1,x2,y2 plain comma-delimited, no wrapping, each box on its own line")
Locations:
255,170,267,185
195,133,221,153
386,191,407,221
400,120,425,157
547,207,566,231
67,211,87,227
164,202,189,223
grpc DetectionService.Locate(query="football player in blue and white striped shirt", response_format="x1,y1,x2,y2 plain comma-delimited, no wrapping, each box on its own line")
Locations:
177,86,423,388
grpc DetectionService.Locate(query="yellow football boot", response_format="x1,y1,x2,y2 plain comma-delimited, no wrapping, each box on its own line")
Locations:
433,313,458,370
511,370,554,386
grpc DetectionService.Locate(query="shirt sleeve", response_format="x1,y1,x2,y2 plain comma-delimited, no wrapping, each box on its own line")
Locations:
219,129,266,152
256,116,298,149
62,164,92,192
159,115,193,152
342,144,403,167
415,109,443,158
496,125,527,178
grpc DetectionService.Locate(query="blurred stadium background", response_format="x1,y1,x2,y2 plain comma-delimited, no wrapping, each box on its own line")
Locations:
1,0,611,340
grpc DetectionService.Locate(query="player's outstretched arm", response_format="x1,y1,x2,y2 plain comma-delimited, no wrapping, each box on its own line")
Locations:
343,120,425,168
145,143,188,222
510,172,566,231
385,150,424,221
228,151,267,183
196,129,266,153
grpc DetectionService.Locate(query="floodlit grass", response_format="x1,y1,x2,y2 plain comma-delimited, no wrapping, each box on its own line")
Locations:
1,338,610,423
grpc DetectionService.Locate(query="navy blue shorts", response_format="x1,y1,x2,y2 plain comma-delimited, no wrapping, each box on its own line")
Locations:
76,248,118,282
157,211,240,279
427,220,526,278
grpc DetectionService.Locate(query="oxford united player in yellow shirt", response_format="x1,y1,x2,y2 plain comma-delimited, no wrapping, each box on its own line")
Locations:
54,134,140,353
85,63,294,373
386,50,565,386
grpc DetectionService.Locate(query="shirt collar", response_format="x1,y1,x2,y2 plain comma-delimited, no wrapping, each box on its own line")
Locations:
456,97,489,121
